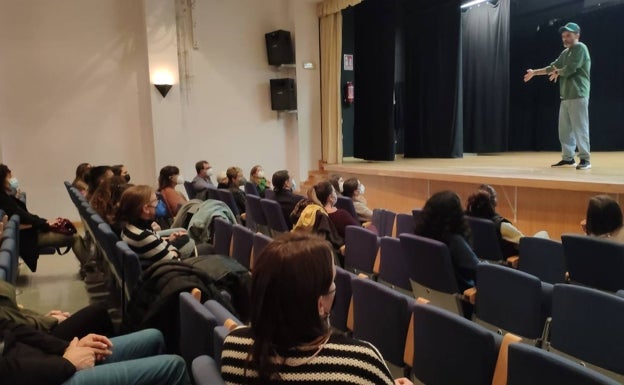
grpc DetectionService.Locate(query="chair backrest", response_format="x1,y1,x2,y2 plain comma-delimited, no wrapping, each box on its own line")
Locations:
184,181,197,200
344,225,380,275
400,234,462,314
466,216,504,261
245,194,267,227
412,209,422,227
378,236,411,292
336,196,358,220
561,234,624,292
179,292,218,364
216,189,240,217
95,222,122,273
231,224,254,269
518,237,566,284
412,303,498,385
204,299,243,326
252,232,272,268
244,182,259,196
395,213,415,237
351,278,411,366
548,284,624,377
213,217,233,255
0,238,18,284
372,209,396,237
331,266,356,331
115,241,142,300
508,343,620,385
205,187,219,201
475,263,550,340
260,198,289,234
264,189,276,200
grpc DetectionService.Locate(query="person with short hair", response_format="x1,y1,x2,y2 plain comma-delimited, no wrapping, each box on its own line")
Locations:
192,160,214,193
226,166,246,214
220,233,412,385
216,171,229,189
85,166,113,200
111,164,131,183
158,165,187,217
271,170,302,229
583,195,624,243
341,177,372,222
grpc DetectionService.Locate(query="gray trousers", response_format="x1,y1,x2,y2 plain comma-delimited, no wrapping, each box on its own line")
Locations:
559,97,590,161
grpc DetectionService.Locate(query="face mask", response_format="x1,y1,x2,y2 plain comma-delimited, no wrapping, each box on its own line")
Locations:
124,174,131,183
176,175,184,185
358,183,365,195
206,168,214,177
290,179,297,191
257,170,265,178
338,179,344,193
8,178,19,190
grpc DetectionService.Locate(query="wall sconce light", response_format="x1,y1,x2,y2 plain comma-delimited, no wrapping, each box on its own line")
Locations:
154,84,172,97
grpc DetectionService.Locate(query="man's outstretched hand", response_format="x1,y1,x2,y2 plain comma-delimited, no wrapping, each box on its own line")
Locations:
523,69,535,82
549,66,560,82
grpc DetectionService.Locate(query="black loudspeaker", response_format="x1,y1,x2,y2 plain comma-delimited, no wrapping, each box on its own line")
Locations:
270,78,297,111
265,30,295,66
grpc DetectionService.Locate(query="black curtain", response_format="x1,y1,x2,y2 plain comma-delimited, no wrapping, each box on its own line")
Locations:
462,0,510,153
403,0,463,158
510,2,624,151
353,0,398,161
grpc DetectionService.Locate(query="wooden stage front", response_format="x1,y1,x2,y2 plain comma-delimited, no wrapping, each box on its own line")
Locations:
324,152,624,240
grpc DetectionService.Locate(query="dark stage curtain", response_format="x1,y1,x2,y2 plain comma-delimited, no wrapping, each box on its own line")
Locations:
510,3,624,151
353,0,397,161
403,0,463,158
462,0,510,153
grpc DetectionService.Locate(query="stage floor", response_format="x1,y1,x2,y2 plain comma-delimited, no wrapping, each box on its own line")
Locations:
326,152,624,193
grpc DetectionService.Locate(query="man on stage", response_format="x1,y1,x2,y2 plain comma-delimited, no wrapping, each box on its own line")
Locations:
524,22,592,170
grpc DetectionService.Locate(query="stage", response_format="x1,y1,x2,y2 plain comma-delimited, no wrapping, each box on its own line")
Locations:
324,152,624,240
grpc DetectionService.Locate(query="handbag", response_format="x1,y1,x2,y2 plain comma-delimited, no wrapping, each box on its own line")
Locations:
48,217,77,236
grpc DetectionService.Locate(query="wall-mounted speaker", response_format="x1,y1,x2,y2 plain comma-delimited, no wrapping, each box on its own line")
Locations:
265,30,295,66
270,78,297,111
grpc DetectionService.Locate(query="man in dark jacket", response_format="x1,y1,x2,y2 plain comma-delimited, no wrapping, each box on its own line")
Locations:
272,170,303,229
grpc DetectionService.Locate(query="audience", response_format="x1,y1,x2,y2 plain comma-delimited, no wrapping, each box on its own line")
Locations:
85,166,113,200
192,160,214,193
311,181,359,239
416,190,480,293
71,163,91,195
342,177,373,222
158,165,188,217
216,171,229,189
221,233,412,385
111,164,131,183
226,166,246,214
249,165,271,198
0,320,190,385
328,174,344,196
583,195,624,243
89,176,130,229
271,170,303,229
0,164,90,270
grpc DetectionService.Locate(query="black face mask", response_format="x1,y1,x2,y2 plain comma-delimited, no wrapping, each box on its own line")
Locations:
124,174,131,183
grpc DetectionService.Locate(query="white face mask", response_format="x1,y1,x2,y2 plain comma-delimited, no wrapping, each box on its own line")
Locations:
358,183,365,195
257,170,265,178
338,179,344,193
290,179,297,191
176,175,184,185
8,177,19,190
206,168,214,177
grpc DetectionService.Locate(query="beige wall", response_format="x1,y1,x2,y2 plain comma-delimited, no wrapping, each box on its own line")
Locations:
0,0,323,219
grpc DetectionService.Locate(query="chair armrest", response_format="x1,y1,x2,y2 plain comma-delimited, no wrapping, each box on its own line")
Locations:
463,287,477,305
192,355,226,385
506,256,519,268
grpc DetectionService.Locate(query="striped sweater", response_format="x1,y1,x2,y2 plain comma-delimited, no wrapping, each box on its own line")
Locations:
121,222,179,269
221,327,395,385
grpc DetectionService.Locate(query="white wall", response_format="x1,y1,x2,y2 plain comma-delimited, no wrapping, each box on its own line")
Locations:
0,0,156,219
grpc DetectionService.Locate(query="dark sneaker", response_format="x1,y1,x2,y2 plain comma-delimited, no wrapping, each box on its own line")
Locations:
576,159,591,170
551,159,576,167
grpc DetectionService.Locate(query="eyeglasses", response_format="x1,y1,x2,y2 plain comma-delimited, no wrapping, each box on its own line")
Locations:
147,199,159,209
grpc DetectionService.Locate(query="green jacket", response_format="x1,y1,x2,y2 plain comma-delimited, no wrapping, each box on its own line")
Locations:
547,42,591,100
0,280,57,332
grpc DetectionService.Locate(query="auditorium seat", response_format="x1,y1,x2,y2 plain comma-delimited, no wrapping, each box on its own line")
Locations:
244,181,259,196
344,225,380,276
336,196,358,220
184,181,197,200
230,225,254,270
331,266,356,332
114,241,142,303
395,213,415,237
251,232,272,269
260,198,289,236
245,194,268,234
263,189,276,200
466,216,505,262
372,208,396,237
213,217,233,256
216,189,241,220
377,236,412,293
179,292,219,364
192,355,226,385
518,237,566,284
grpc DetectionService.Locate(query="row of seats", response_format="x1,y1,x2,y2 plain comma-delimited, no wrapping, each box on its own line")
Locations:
64,181,142,315
212,217,271,270
0,211,19,283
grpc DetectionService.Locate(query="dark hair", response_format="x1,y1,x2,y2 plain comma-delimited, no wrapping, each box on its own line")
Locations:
195,160,208,174
416,191,471,243
341,178,359,198
90,176,129,224
328,174,342,194
158,165,180,190
111,165,124,177
478,184,497,208
313,181,334,206
74,163,91,180
249,233,334,381
85,166,113,197
585,195,623,236
115,185,154,224
466,191,496,219
0,164,10,195
272,170,290,191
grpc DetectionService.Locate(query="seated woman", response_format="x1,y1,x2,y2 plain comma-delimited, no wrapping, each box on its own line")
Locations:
312,181,359,239
112,164,131,183
416,191,480,294
221,232,412,385
249,165,271,198
226,166,246,214
582,194,624,243
328,173,344,196
0,320,190,385
0,164,90,271
116,185,208,270
71,163,91,196
89,175,130,233
158,166,188,218
85,166,113,200
342,177,373,222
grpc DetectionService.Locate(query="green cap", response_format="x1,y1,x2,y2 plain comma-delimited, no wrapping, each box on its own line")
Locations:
559,22,581,34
